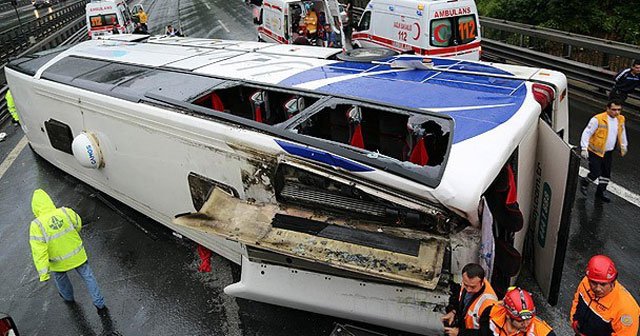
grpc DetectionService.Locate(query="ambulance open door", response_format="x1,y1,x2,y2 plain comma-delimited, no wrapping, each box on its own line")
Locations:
531,119,580,305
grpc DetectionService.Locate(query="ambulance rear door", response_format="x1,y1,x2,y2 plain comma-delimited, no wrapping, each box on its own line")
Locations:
323,0,343,31
530,119,580,305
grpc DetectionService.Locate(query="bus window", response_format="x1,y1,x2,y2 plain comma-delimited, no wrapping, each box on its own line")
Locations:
430,15,478,47
192,86,319,125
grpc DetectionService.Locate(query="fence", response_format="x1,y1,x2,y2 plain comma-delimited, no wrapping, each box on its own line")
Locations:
0,0,88,65
0,14,87,122
0,0,32,12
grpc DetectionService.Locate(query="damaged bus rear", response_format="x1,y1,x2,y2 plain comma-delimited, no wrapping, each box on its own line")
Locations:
5,37,578,334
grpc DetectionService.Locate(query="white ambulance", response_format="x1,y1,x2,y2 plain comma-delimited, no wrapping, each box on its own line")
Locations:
85,0,135,39
353,0,481,60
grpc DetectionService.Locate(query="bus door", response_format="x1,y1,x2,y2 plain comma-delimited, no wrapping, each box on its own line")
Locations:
531,119,579,305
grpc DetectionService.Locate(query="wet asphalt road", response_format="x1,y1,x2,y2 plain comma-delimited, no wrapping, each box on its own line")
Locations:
0,1,70,33
1,1,640,334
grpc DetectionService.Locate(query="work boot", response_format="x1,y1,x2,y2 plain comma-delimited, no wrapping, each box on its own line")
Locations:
595,185,611,203
580,178,589,196
96,305,109,316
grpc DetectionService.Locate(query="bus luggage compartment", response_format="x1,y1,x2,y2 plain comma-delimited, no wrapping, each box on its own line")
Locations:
174,187,447,289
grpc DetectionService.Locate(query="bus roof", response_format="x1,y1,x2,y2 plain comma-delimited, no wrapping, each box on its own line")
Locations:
23,37,556,223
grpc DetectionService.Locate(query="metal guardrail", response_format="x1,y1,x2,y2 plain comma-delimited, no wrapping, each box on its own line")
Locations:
0,15,87,123
0,0,32,12
0,0,87,65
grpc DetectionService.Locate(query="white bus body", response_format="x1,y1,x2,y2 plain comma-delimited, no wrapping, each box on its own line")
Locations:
5,37,577,334
353,0,481,60
86,0,135,39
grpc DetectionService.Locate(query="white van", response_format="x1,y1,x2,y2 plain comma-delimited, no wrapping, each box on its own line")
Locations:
353,0,481,60
86,0,135,39
256,0,344,46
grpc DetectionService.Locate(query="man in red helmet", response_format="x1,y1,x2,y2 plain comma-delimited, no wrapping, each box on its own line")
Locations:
478,287,556,336
570,255,639,336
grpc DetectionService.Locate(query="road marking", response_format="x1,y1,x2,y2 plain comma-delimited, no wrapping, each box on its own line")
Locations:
0,136,28,181
579,166,640,208
204,3,211,10
218,20,230,33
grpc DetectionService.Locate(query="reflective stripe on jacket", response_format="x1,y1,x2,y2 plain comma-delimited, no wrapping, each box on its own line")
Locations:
462,279,499,330
29,189,87,281
570,277,640,336
588,112,625,157
479,305,556,336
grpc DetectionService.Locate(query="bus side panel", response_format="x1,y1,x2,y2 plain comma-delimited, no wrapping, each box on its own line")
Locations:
531,120,579,305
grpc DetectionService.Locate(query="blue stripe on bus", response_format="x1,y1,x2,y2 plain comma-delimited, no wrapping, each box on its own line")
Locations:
275,140,374,172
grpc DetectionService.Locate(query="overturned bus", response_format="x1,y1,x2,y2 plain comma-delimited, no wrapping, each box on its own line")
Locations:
5,36,578,334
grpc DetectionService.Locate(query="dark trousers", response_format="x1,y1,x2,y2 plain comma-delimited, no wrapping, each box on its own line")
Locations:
585,150,613,190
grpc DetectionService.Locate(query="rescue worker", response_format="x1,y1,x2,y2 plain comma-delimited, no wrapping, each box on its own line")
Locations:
479,287,556,336
442,263,498,336
609,59,640,102
29,189,107,314
303,3,318,38
4,89,19,125
165,24,183,37
134,7,148,32
579,100,628,203
570,255,639,336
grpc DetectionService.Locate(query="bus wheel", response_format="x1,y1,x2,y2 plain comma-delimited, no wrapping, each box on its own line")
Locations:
337,47,398,62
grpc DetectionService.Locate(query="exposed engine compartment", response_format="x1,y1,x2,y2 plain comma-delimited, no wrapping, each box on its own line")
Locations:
273,163,465,235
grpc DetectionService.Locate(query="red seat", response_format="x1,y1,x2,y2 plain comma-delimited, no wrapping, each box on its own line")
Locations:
409,137,429,166
350,124,364,149
211,93,224,111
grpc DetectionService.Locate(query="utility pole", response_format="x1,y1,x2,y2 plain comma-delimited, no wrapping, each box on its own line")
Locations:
10,0,28,44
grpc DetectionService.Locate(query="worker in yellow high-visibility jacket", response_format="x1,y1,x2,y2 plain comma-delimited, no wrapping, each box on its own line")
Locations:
4,89,19,125
29,189,107,314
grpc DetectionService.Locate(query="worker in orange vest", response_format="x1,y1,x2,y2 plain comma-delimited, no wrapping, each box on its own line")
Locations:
570,255,639,336
442,263,498,336
479,287,556,336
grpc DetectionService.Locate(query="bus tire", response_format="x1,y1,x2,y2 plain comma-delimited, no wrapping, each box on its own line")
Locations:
336,47,398,62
